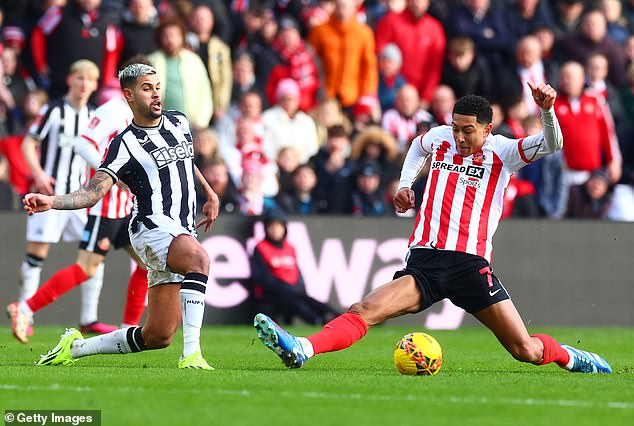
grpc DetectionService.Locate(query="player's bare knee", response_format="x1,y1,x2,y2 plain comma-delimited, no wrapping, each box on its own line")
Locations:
188,247,210,274
348,301,378,326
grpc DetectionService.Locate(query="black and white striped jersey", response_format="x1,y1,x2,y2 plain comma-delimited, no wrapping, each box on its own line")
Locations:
29,97,95,195
98,111,197,233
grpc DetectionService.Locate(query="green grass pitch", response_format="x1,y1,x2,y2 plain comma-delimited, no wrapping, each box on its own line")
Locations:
1,325,632,426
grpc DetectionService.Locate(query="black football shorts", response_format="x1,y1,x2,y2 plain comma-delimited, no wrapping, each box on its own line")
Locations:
393,248,510,313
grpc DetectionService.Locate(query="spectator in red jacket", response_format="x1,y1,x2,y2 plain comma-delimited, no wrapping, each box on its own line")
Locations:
554,60,622,217
266,16,324,112
375,0,445,108
250,209,339,324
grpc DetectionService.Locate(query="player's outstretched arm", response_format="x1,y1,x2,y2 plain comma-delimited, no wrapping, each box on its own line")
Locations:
194,165,219,232
518,83,563,162
23,171,115,215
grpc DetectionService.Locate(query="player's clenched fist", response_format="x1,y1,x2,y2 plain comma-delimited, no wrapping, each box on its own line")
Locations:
394,187,415,213
527,81,557,110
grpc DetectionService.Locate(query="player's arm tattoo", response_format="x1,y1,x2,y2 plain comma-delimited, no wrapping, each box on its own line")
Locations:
51,171,115,210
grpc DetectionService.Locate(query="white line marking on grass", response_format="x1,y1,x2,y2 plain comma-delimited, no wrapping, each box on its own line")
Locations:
0,384,91,392
3,384,631,411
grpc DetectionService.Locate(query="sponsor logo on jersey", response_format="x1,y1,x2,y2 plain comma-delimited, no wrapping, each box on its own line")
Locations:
459,177,481,188
431,161,485,178
150,140,194,169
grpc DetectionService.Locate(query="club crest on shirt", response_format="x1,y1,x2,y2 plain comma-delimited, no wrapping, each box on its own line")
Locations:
88,116,101,130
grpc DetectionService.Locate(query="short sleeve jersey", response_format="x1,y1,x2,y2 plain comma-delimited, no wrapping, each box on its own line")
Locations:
98,111,197,232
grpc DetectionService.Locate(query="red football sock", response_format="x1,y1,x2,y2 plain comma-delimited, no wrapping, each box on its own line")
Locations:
307,312,369,355
26,264,87,313
122,267,148,325
532,334,570,366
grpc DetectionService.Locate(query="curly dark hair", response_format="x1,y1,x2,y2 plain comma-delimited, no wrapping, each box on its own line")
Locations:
452,95,493,125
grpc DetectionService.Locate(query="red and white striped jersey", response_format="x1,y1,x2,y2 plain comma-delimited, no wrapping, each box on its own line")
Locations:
399,109,562,261
82,96,134,218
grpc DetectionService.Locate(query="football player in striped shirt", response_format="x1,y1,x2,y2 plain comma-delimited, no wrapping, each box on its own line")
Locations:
24,63,219,370
8,60,104,344
253,82,612,374
8,69,147,343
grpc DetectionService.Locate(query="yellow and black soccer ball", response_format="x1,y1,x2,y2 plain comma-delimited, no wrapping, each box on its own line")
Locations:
394,332,443,376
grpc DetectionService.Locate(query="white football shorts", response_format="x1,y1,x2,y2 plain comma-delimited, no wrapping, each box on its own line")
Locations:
26,209,87,243
129,215,195,287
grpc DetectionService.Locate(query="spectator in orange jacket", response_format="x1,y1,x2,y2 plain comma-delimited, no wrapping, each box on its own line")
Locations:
307,0,378,109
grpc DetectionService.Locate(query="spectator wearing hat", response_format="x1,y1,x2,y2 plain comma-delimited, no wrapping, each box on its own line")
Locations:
377,43,406,112
266,16,324,112
565,169,614,219
250,209,340,325
307,0,378,109
350,161,386,216
351,95,381,136
350,126,399,181
375,0,446,109
2,26,25,54
262,78,319,164
309,124,355,213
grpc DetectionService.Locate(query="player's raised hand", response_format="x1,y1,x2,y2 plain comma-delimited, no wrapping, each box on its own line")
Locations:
527,81,556,110
23,193,54,215
394,187,415,213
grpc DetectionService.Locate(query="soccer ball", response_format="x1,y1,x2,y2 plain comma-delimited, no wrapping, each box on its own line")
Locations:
393,332,443,376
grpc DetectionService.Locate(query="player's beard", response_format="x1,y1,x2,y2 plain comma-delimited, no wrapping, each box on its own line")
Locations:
147,101,162,120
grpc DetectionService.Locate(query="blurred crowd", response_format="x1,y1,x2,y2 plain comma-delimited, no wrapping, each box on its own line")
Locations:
1,0,634,220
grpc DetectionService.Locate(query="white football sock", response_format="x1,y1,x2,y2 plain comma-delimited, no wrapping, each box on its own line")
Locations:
19,260,42,302
18,301,33,317
180,289,205,357
79,263,104,325
297,337,315,358
70,326,145,358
